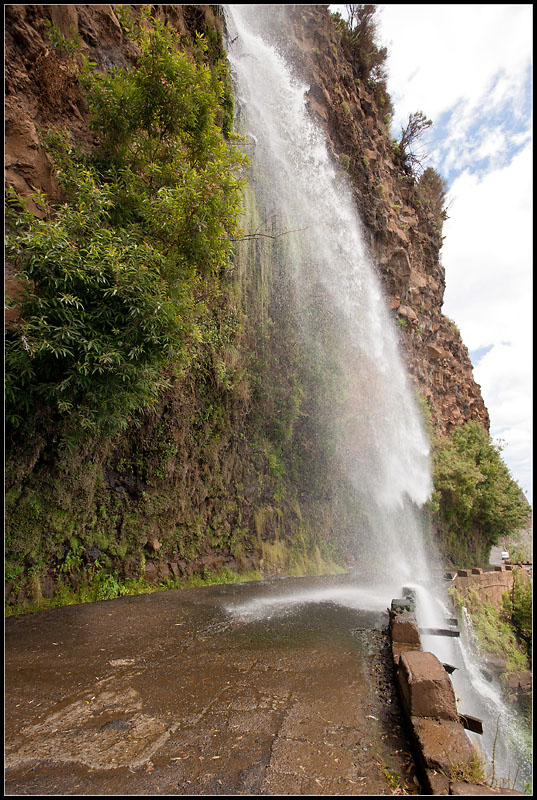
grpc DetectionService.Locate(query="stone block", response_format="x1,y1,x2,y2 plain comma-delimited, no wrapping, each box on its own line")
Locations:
398,651,459,720
410,716,476,773
425,770,450,795
392,641,421,665
144,561,158,581
390,611,421,645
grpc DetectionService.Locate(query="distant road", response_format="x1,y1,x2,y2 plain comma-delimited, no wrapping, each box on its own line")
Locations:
489,545,505,567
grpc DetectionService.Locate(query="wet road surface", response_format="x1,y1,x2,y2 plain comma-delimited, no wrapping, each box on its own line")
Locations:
5,574,418,795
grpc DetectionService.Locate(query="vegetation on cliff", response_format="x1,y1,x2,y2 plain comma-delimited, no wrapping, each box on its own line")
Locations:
4,4,530,615
503,571,532,661
5,7,254,608
5,6,348,614
429,421,530,566
6,7,245,442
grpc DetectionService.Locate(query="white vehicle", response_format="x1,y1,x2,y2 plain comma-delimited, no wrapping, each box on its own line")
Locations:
501,550,510,561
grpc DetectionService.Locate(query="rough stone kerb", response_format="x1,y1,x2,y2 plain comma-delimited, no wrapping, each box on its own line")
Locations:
397,650,459,721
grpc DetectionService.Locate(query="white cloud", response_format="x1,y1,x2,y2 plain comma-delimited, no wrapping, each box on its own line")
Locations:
442,144,532,347
373,5,533,501
376,4,532,127
441,144,532,501
329,4,533,501
376,5,532,182
474,343,533,498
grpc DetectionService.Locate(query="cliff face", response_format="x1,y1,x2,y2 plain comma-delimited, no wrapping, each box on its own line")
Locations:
5,4,489,432
282,6,489,435
4,5,491,608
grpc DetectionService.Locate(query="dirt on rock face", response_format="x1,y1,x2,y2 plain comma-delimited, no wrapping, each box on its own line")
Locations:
5,575,420,795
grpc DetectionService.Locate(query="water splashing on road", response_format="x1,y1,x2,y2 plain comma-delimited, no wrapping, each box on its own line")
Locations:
224,6,531,790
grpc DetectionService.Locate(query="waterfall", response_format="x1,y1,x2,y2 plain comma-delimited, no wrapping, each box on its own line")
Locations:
226,4,433,597
224,6,530,790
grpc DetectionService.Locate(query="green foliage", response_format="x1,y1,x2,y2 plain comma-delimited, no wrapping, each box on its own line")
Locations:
432,422,530,565
6,183,186,436
452,587,529,674
5,8,246,440
330,4,393,117
449,751,487,785
503,573,532,659
44,18,82,56
184,566,262,588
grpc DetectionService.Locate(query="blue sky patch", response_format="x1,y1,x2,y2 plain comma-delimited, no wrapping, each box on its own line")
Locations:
469,343,494,367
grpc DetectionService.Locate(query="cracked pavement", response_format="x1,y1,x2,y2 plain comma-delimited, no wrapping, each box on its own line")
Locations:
5,574,419,795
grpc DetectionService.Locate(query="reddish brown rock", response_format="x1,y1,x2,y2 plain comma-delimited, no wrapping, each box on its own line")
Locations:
398,651,459,721
283,6,490,436
390,611,421,645
392,641,421,666
410,716,476,774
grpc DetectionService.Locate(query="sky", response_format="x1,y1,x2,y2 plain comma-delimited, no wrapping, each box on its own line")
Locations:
333,4,533,504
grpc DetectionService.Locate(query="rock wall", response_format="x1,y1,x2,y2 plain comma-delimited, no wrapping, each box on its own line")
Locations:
281,6,489,435
448,565,526,610
5,5,495,607
5,4,356,608
5,5,490,438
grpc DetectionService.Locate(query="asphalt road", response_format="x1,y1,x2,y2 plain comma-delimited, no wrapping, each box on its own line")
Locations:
5,574,419,795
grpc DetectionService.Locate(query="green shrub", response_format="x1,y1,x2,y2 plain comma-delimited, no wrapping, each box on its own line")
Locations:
431,422,530,565
452,587,529,673
503,573,532,659
5,8,246,440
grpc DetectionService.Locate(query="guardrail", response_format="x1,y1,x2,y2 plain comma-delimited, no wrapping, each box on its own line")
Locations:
389,589,524,795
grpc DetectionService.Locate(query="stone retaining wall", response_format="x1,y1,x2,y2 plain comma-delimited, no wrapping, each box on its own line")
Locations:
389,595,524,795
445,565,530,610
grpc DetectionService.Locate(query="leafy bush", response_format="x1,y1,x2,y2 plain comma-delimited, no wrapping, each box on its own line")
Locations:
6,181,188,436
330,4,393,117
503,572,532,659
417,166,448,226
431,421,530,565
5,7,246,440
452,587,529,673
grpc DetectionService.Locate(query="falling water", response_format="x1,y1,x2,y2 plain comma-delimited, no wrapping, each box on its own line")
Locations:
224,5,530,790
226,5,432,597
416,586,532,791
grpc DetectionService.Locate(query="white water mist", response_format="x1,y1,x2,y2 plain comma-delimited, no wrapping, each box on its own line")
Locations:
226,5,433,594
224,6,531,790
